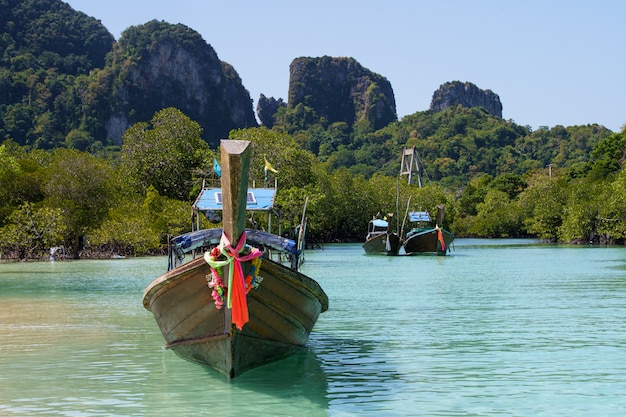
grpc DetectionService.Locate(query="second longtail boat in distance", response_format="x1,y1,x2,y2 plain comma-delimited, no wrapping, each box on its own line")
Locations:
401,205,454,256
399,147,454,255
363,213,401,255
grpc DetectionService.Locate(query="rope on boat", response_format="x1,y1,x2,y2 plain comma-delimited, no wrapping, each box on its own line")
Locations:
204,230,262,330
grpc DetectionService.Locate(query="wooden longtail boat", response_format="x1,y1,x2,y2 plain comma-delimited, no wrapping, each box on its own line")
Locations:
362,214,401,255
399,147,455,256
142,140,328,378
401,205,454,256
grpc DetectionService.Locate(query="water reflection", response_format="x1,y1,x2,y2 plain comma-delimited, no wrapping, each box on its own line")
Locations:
140,347,329,417
309,333,406,414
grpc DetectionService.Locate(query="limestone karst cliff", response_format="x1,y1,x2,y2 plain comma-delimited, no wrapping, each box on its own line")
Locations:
106,20,258,147
430,81,503,118
257,94,287,128
270,56,397,131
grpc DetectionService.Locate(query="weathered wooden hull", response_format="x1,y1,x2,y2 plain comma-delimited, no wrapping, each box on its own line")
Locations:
402,228,455,256
363,232,401,255
142,255,328,378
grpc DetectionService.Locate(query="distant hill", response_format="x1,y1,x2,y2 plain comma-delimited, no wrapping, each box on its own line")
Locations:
430,81,503,118
0,0,257,149
287,56,397,130
103,20,257,147
258,56,398,131
0,0,114,73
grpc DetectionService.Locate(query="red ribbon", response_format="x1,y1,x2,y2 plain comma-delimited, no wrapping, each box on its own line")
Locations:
437,226,446,252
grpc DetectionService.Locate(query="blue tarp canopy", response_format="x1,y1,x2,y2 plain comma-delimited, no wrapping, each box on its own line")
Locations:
194,188,277,212
409,211,431,222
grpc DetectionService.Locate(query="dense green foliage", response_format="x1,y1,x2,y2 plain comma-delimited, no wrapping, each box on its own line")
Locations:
1,0,625,259
121,108,214,200
277,105,613,187
0,0,115,148
1,105,624,260
0,108,207,258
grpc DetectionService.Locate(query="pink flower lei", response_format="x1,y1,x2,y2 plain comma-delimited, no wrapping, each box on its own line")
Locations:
206,244,263,309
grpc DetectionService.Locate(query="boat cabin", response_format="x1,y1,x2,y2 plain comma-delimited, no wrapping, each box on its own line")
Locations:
367,218,390,238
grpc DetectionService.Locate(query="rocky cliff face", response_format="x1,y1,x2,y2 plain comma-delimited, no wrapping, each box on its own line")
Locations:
257,94,286,128
430,81,502,118
286,56,397,130
108,20,257,147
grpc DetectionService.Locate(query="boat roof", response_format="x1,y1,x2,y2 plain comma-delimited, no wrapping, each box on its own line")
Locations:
370,219,388,228
409,211,431,222
194,187,277,212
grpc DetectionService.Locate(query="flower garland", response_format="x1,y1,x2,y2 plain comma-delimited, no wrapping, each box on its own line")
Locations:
206,247,226,309
206,248,263,308
246,257,263,294
204,231,263,330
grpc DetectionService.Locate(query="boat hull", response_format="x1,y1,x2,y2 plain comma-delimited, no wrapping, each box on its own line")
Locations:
402,228,455,256
142,255,328,378
363,232,401,255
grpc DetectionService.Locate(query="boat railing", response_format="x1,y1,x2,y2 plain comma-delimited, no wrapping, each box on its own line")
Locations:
166,228,302,271
409,211,431,223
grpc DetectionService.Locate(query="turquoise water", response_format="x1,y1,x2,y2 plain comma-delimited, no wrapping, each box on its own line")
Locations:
1,239,626,416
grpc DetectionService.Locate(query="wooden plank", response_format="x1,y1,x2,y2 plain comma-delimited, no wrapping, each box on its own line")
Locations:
220,140,251,244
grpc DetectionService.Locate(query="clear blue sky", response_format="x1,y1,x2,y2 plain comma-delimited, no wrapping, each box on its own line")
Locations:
65,0,626,132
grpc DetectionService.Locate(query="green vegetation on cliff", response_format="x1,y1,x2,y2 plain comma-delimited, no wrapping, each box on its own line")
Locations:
1,1,256,150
